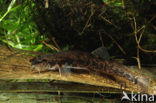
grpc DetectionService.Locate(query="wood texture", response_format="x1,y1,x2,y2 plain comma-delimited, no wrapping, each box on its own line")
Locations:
0,45,155,95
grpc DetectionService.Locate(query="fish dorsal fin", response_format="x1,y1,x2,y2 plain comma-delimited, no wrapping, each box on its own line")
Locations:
91,47,110,60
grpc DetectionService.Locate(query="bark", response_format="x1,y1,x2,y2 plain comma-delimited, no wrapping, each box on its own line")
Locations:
0,44,155,95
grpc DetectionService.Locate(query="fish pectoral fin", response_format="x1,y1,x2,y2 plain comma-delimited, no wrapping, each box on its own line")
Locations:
58,67,71,76
59,63,71,76
64,62,87,70
59,62,87,76
65,65,87,70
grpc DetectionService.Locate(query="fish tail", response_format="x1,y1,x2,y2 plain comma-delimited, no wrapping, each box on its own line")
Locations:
136,76,150,93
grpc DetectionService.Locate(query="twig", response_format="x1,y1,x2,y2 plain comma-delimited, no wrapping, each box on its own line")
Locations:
51,37,61,50
102,30,126,55
138,44,156,53
79,4,94,35
42,41,60,52
45,0,49,8
137,47,141,69
148,15,156,24
133,17,141,69
98,32,104,47
99,16,119,29
133,17,156,53
132,16,156,68
138,28,144,43
150,24,156,30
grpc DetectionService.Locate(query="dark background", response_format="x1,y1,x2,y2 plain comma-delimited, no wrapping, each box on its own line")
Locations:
0,0,155,65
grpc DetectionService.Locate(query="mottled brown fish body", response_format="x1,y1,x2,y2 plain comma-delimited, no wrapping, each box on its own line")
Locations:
30,51,150,92
30,51,136,82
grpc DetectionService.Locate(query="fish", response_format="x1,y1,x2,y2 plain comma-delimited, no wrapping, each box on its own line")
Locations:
30,51,150,92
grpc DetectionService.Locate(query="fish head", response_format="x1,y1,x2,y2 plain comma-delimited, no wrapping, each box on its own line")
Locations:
29,55,58,71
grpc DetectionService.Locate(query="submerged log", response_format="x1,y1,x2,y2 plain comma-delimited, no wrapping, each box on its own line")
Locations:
0,44,155,95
